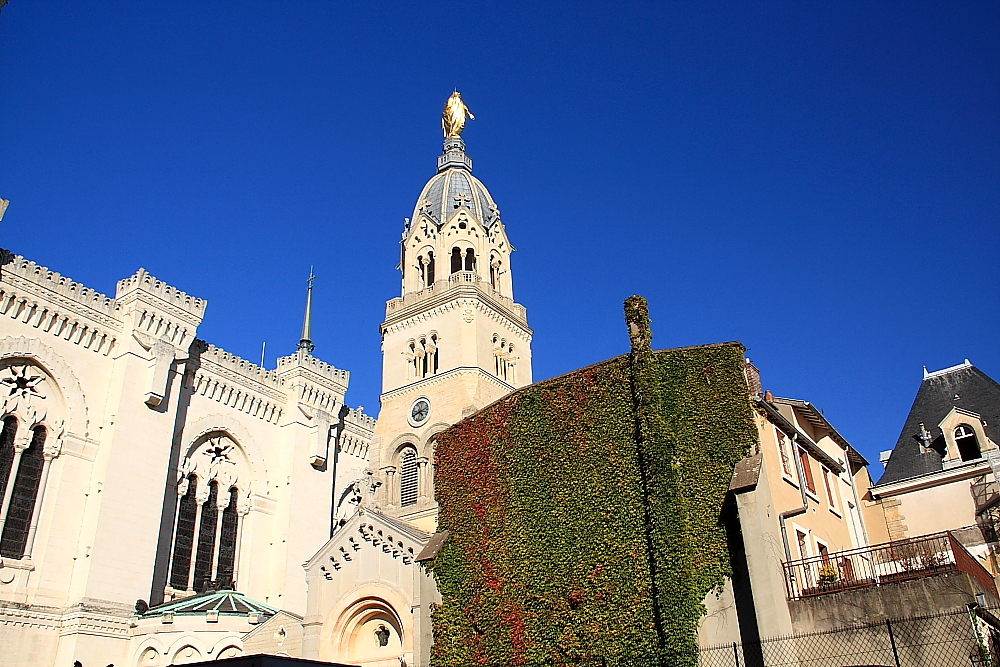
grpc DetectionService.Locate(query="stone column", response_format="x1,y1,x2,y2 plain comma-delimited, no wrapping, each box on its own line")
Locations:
209,495,228,581
23,444,59,555
415,457,430,501
231,502,250,589
380,466,396,509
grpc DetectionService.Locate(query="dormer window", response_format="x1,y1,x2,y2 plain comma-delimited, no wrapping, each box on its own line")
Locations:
955,424,981,461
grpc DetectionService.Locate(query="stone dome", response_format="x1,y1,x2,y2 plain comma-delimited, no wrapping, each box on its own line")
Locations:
412,137,500,226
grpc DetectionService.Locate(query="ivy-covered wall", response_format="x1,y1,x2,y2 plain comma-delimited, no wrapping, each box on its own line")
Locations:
431,298,758,667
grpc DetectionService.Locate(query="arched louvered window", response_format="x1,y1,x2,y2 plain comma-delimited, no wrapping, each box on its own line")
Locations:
0,425,46,559
426,251,435,285
400,448,418,507
464,248,476,272
0,417,16,507
430,334,439,374
956,425,981,462
192,481,219,592
169,474,198,590
451,247,462,274
216,487,239,588
420,338,429,378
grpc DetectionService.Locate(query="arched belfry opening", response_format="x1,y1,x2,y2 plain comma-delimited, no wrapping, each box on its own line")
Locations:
450,247,462,274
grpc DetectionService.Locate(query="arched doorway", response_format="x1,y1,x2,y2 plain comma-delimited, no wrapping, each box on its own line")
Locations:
324,592,411,667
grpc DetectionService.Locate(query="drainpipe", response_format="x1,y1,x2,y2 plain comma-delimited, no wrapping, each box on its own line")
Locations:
779,433,810,567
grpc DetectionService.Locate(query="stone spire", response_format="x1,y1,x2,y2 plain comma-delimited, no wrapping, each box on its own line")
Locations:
298,269,316,354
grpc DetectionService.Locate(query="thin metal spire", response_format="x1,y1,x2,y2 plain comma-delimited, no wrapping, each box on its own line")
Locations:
298,268,316,354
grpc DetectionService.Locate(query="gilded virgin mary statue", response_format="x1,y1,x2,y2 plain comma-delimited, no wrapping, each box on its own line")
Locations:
442,91,475,138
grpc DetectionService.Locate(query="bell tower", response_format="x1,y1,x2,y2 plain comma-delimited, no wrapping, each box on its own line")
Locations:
369,94,532,531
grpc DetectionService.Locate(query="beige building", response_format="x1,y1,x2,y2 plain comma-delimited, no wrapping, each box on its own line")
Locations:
699,366,880,645
871,360,1000,570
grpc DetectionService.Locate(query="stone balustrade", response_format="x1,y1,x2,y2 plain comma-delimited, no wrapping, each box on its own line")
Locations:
385,272,527,323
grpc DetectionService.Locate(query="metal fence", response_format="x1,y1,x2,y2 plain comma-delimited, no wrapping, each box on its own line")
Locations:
699,605,1000,667
782,531,998,600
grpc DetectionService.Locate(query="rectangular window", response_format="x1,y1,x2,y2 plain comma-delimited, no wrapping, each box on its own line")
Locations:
777,430,791,476
822,466,836,507
796,530,808,559
818,542,829,562
798,448,816,494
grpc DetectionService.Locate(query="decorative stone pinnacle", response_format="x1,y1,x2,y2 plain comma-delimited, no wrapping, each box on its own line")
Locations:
298,269,316,354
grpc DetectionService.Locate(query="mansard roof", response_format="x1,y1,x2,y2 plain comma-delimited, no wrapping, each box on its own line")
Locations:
143,590,277,618
878,361,1000,486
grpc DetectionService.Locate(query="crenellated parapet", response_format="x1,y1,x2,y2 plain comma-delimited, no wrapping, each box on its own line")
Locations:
0,254,122,357
200,343,284,388
276,350,350,406
116,268,207,324
339,407,375,461
1,255,119,320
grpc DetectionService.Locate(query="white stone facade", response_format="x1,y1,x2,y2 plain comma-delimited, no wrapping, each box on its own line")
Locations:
0,123,529,667
0,255,374,666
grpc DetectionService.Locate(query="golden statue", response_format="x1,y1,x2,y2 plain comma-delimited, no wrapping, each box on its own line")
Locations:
442,91,475,138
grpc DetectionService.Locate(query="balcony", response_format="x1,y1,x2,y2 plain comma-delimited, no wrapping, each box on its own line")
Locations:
783,531,997,600
385,272,528,324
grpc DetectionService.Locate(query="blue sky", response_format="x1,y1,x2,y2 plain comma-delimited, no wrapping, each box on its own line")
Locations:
1,2,997,474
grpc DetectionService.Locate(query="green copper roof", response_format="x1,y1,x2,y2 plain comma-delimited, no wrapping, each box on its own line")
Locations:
144,590,277,617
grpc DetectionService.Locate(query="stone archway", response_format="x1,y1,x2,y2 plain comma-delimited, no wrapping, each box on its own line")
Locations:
322,587,412,667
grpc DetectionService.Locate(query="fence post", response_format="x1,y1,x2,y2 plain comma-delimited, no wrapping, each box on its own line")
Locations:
886,618,901,667
732,641,741,667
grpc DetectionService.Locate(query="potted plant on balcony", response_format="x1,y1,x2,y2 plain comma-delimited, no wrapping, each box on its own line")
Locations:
818,563,840,588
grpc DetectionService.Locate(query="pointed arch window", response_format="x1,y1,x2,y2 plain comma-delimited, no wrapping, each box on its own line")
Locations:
955,425,981,462
489,255,500,289
169,474,198,590
0,417,16,509
0,425,46,559
193,481,219,591
400,448,418,507
216,487,239,588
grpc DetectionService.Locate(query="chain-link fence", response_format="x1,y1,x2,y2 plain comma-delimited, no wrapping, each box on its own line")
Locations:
699,605,1000,667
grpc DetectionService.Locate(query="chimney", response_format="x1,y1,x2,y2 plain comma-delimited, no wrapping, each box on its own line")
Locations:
744,358,762,397
764,390,774,402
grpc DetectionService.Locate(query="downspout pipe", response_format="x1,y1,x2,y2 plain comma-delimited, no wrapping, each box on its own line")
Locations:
779,433,810,567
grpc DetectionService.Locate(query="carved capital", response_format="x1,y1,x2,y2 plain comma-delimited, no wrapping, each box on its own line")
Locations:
43,439,62,460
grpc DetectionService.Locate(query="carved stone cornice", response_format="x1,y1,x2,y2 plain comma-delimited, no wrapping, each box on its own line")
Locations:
384,279,530,332
380,366,514,404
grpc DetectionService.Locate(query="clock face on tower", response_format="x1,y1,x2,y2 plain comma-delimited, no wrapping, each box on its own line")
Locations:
409,397,431,427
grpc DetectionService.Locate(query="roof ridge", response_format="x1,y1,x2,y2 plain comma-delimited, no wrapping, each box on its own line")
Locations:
923,359,973,380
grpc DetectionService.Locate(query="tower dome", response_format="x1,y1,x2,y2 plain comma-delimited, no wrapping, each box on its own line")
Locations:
411,137,500,227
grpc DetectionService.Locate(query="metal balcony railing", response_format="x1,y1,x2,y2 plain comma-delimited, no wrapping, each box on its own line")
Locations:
783,531,998,600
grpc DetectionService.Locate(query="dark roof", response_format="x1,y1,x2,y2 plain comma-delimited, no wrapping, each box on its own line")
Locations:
877,363,1000,486
416,530,450,562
